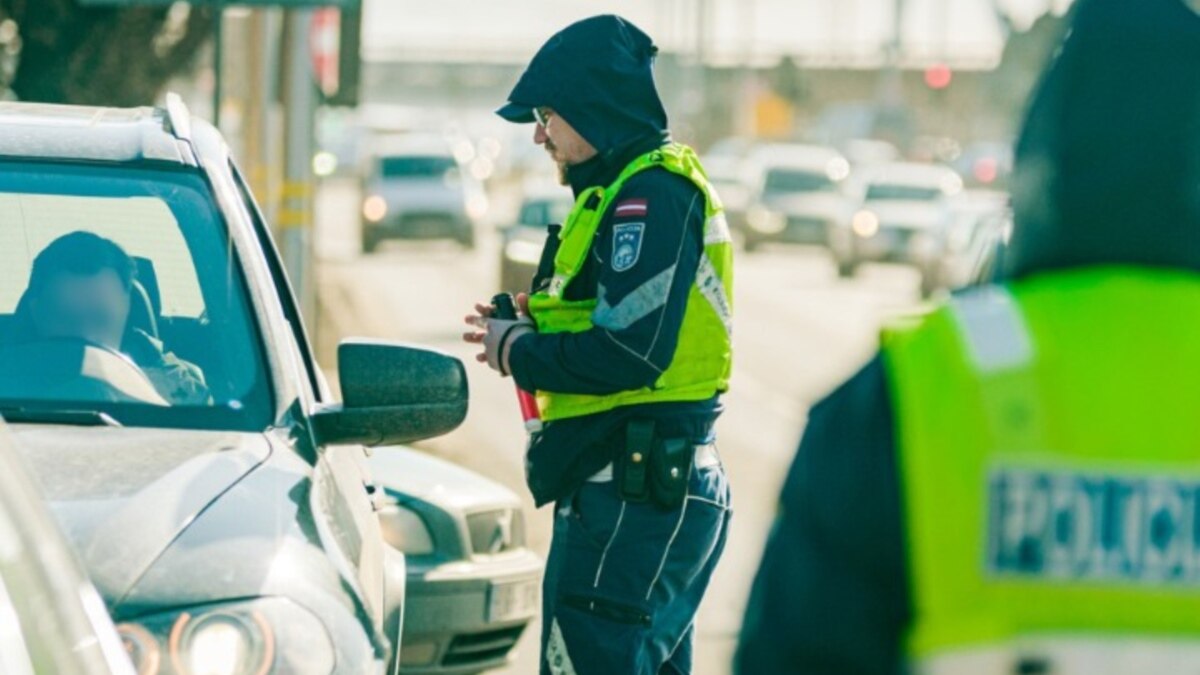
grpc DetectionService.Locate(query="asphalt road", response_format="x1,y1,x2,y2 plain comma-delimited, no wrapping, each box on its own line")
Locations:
313,178,925,674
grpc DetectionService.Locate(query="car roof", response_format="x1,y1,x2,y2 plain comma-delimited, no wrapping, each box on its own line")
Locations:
370,133,456,159
0,100,193,165
747,143,845,170
861,162,962,188
520,181,573,204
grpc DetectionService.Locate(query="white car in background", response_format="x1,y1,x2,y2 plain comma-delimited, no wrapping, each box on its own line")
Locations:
838,162,964,291
360,134,489,252
740,143,853,253
498,184,574,295
369,447,543,675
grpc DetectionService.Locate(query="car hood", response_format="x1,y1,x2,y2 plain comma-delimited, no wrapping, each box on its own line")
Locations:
862,200,945,229
368,446,519,512
10,424,270,605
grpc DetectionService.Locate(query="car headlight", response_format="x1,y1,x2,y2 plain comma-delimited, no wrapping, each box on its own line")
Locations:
747,206,786,234
851,210,880,238
378,501,436,556
466,193,490,221
116,598,334,675
362,195,388,223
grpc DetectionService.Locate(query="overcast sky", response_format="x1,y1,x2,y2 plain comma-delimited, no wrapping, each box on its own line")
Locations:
363,0,1073,64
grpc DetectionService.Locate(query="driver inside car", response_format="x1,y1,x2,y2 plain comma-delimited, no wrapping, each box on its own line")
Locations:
16,231,212,405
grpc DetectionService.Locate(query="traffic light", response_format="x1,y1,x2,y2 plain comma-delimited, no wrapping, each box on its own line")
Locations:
313,7,361,106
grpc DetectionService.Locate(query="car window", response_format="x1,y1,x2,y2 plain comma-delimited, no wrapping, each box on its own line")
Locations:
0,194,203,318
0,162,272,432
865,183,944,201
379,155,457,179
763,169,837,194
518,199,572,226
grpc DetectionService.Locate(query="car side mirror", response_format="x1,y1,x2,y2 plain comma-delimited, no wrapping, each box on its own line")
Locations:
312,340,469,447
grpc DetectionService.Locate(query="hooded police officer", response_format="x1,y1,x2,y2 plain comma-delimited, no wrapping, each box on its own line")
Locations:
463,14,733,675
737,0,1200,672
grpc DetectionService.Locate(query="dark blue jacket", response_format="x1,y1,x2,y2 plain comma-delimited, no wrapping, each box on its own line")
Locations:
498,16,721,507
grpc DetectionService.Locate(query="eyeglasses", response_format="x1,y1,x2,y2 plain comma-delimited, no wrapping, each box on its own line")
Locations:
533,107,553,128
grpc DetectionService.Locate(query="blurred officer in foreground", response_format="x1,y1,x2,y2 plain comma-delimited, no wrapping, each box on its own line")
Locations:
737,0,1200,673
463,14,734,675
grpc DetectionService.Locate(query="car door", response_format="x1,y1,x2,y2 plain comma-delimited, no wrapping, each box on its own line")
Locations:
228,163,388,633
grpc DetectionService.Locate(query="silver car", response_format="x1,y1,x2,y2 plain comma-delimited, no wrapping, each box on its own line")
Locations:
740,143,853,253
360,135,489,252
838,162,965,288
0,419,134,675
370,447,543,675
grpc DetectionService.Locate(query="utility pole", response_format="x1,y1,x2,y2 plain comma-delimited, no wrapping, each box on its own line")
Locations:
281,8,317,324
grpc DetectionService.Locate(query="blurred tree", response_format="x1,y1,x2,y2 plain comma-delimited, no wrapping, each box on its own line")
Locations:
0,0,211,105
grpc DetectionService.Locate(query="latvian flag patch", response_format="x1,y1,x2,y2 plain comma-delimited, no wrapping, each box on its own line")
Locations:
614,198,648,218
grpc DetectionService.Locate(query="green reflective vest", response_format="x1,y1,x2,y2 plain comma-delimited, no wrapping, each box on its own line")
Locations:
883,267,1200,672
527,143,733,422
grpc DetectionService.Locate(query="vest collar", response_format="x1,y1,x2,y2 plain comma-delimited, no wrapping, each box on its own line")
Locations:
566,131,671,197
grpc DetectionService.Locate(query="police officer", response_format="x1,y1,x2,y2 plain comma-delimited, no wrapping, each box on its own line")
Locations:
736,0,1200,672
463,14,733,675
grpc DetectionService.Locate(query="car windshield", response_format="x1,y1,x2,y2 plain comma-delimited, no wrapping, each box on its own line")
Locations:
763,169,836,195
518,199,573,226
379,155,458,179
865,183,944,201
0,162,271,432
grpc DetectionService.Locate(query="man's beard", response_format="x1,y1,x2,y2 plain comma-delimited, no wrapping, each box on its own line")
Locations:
546,140,569,185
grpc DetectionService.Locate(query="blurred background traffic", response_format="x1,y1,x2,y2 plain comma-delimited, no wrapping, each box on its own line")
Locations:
0,1,1069,673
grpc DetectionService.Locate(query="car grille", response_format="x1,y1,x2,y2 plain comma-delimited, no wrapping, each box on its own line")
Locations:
786,216,829,242
442,625,527,667
466,508,526,556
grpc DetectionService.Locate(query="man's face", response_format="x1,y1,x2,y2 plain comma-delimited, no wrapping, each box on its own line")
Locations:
30,270,131,350
533,107,598,185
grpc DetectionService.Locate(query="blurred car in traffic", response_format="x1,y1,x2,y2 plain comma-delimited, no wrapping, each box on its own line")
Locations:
0,98,471,674
360,134,489,252
838,162,965,292
369,447,543,675
740,143,853,252
0,419,135,675
498,185,573,294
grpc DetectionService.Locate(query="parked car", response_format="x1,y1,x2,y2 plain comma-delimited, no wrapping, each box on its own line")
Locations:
837,162,965,291
360,134,488,252
740,143,853,252
0,97,470,674
369,448,543,675
0,419,135,675
498,185,573,294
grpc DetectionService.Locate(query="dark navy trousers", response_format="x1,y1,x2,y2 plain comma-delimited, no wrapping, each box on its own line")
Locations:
540,455,731,675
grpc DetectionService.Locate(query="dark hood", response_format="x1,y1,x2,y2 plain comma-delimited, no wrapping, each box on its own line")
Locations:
1004,0,1200,280
497,14,669,168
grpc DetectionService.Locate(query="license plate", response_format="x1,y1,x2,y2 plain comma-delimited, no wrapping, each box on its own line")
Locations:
487,579,539,623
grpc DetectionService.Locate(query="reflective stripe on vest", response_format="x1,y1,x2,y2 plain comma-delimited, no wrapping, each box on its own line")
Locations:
882,267,1200,672
528,143,734,422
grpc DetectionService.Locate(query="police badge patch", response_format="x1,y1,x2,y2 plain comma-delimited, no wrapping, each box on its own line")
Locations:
612,222,645,272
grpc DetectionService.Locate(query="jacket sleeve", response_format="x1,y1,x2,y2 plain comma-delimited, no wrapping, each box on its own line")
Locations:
508,171,706,396
735,355,911,675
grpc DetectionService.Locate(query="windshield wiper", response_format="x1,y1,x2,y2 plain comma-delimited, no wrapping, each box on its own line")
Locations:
0,407,122,427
